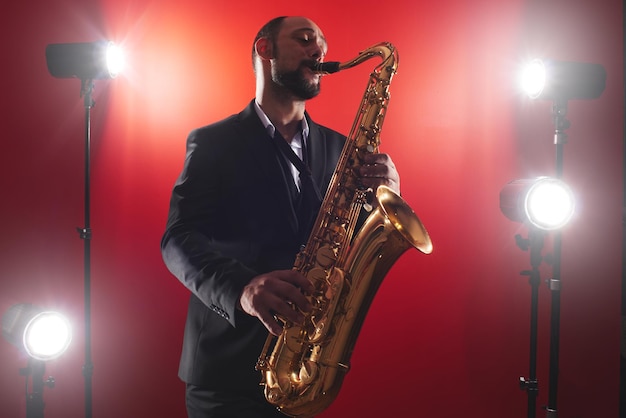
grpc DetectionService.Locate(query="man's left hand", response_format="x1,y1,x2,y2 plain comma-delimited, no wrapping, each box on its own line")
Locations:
358,152,400,194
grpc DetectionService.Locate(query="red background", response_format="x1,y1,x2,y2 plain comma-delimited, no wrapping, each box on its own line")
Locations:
0,0,622,417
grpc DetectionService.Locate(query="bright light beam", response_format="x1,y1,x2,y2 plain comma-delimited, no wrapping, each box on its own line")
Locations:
520,59,546,99
23,311,73,361
500,177,576,230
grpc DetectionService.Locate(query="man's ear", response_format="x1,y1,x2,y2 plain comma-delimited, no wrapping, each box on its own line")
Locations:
255,38,273,60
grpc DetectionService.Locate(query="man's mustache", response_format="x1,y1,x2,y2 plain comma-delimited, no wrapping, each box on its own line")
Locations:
301,59,322,71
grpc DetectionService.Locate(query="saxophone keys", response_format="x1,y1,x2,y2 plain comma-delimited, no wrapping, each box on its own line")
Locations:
267,386,288,404
314,245,337,268
298,360,319,385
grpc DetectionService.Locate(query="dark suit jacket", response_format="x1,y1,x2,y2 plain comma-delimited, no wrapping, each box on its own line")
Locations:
161,100,346,395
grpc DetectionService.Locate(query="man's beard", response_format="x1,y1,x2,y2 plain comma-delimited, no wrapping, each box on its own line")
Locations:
272,63,320,100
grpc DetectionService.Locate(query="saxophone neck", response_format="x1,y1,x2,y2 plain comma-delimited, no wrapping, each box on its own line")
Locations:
310,42,398,75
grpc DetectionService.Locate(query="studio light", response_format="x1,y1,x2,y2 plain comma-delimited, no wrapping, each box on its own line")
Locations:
520,59,606,101
500,177,575,231
45,37,123,418
2,303,72,361
513,54,603,418
45,41,123,80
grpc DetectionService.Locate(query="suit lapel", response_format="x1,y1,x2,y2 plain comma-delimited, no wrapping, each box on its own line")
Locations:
305,112,330,195
235,101,299,234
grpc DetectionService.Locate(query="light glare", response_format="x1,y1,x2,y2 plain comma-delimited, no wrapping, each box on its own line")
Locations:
521,59,545,99
24,311,72,361
518,58,606,101
500,177,576,231
106,42,124,78
524,178,575,230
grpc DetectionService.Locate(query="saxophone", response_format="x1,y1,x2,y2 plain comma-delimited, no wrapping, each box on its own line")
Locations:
256,42,433,417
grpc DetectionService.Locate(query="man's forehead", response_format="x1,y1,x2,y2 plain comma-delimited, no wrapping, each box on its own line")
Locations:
281,17,328,48
282,18,324,36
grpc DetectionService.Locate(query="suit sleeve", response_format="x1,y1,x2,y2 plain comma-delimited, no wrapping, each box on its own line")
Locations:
161,127,257,328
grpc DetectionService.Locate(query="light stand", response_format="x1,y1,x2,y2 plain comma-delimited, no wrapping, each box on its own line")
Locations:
544,98,569,418
45,40,123,418
21,358,56,418
2,304,72,418
501,174,574,418
78,78,95,418
517,229,545,418
511,58,605,417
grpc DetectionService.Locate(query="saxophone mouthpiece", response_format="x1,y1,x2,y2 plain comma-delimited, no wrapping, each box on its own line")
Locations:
311,61,341,74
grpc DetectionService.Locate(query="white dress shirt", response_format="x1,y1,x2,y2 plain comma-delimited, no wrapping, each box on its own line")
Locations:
254,100,309,191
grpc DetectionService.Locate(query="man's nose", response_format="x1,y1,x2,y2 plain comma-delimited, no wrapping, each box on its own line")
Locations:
308,42,324,60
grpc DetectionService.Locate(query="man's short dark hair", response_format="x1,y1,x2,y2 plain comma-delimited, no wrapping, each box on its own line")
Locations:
251,16,287,72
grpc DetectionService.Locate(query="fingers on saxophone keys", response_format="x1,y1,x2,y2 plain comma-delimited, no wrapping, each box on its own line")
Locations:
359,163,389,179
264,311,284,336
264,317,286,336
270,302,308,329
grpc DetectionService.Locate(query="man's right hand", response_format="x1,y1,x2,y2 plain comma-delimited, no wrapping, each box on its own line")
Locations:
239,269,314,335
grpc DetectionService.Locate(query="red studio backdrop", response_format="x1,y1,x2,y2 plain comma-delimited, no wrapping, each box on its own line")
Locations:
0,0,622,417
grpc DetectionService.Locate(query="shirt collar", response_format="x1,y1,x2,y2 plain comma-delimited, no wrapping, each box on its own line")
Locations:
253,99,309,144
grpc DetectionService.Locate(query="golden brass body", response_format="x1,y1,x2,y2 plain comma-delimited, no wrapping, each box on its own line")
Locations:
256,42,433,417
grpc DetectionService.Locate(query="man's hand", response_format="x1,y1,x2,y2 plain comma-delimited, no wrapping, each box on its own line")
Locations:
239,270,314,335
358,153,401,194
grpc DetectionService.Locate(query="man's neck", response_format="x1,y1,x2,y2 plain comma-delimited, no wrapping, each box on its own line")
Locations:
256,90,306,142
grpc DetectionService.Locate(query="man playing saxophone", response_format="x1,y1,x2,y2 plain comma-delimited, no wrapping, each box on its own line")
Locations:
161,16,401,418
